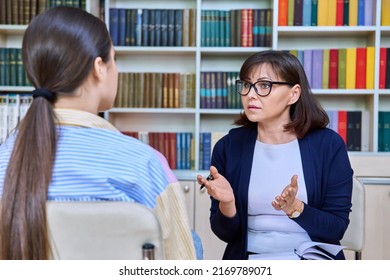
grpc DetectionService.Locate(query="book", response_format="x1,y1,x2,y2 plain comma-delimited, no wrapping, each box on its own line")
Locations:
365,46,375,89
311,49,323,89
386,48,390,89
287,0,294,26
345,47,356,89
338,48,347,89
278,0,288,26
317,0,329,26
311,0,318,26
294,241,344,260
248,241,344,260
382,0,390,26
322,49,330,89
349,0,358,26
338,110,348,144
328,0,337,26
347,111,362,151
357,0,365,26
379,47,387,89
328,49,338,89
336,0,344,26
303,49,313,87
343,0,350,26
302,0,312,26
355,47,367,89
109,8,119,46
364,0,373,26
293,0,303,26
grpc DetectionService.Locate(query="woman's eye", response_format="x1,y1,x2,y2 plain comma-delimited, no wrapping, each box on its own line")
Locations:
243,82,251,88
259,82,271,89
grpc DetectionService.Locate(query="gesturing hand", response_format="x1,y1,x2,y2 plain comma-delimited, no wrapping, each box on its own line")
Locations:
197,165,236,218
272,175,302,216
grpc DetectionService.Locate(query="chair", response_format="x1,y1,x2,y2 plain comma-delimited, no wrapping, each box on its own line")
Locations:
340,177,365,260
46,201,164,260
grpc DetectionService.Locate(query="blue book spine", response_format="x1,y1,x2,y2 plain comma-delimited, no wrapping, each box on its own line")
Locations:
109,8,119,46
302,0,312,26
175,9,183,46
118,9,126,46
357,0,365,26
202,132,212,171
154,9,162,46
142,9,149,46
176,133,182,169
168,9,175,47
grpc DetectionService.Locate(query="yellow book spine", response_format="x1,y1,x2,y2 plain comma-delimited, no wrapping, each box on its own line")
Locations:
349,0,358,26
317,0,329,26
289,49,298,58
366,46,375,89
382,0,390,26
322,49,330,89
346,47,357,89
327,0,337,26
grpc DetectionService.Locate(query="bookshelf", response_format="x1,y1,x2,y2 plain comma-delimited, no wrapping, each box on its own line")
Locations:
1,0,390,172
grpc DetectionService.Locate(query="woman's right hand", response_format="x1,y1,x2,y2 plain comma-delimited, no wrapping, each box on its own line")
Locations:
197,166,237,218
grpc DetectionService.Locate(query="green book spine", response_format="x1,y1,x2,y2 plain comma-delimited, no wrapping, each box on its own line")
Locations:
338,48,347,89
378,111,384,151
311,0,318,26
288,0,295,26
322,49,330,89
383,112,390,152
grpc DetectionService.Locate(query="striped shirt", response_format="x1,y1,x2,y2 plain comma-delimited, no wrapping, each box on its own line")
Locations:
0,108,196,259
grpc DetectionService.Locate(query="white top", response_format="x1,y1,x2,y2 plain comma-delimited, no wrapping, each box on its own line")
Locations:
247,139,311,256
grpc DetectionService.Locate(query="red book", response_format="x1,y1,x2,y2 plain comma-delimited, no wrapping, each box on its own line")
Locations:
328,49,338,89
379,47,387,89
168,132,177,169
355,47,367,89
336,0,344,26
241,9,249,47
247,9,253,47
338,110,348,145
278,0,288,26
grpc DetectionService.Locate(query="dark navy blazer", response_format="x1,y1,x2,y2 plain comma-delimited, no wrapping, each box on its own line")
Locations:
209,126,353,260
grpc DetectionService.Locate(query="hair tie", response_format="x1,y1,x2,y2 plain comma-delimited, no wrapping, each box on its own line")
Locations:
32,88,55,101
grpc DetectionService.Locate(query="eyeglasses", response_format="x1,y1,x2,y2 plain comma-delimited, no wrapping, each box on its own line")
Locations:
235,80,294,97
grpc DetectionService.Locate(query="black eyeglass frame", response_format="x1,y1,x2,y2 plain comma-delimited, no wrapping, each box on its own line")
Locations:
235,80,294,97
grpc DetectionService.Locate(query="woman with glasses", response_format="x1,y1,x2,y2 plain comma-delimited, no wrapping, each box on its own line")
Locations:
197,50,353,260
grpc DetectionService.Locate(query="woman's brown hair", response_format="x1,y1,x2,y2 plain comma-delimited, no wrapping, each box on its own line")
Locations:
234,50,329,138
0,6,112,259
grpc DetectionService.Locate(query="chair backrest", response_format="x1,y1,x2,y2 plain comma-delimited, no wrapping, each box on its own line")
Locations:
340,177,365,259
46,201,164,260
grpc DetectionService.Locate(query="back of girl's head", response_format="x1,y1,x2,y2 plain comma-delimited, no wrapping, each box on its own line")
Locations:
235,50,328,137
1,7,112,260
23,6,112,94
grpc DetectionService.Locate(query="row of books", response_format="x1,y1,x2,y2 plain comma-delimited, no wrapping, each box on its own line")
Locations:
109,8,196,47
378,111,390,152
121,131,194,170
114,72,195,109
0,0,86,25
289,47,376,89
201,9,272,47
278,0,374,26
327,110,369,152
200,71,242,109
0,48,31,87
0,93,33,144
